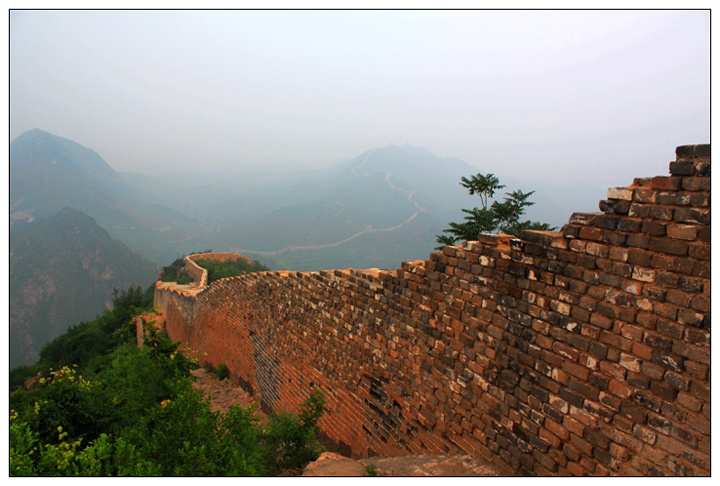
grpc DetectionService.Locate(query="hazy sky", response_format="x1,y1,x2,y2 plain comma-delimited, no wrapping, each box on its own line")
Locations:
10,9,710,190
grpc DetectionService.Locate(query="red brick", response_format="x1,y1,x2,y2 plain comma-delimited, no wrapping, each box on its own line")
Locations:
579,226,604,241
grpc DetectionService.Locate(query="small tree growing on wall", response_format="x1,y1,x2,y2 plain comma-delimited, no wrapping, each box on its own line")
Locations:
436,173,553,249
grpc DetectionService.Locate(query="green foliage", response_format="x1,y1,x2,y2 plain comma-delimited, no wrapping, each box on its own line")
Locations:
159,254,269,285
158,257,191,284
31,284,154,374
11,380,327,476
194,257,269,284
93,344,185,430
436,173,554,248
10,410,160,476
9,410,38,476
30,366,117,445
214,363,230,381
10,282,327,477
264,389,327,472
10,363,44,390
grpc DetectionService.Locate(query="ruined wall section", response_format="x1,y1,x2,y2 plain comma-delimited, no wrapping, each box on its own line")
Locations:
155,145,710,476
183,257,206,288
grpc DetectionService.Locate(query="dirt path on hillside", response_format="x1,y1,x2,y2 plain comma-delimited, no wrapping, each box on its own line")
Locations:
190,368,259,415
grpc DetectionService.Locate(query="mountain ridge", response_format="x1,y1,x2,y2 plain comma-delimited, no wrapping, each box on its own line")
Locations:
10,129,204,264
10,206,159,368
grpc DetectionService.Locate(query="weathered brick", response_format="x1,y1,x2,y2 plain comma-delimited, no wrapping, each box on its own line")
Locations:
153,143,711,476
641,361,667,381
607,187,634,200
649,253,676,271
644,332,673,351
683,360,708,381
681,176,711,191
648,205,674,221
626,371,649,390
647,237,688,256
663,371,690,391
632,424,657,445
633,188,657,203
692,260,710,278
678,309,706,329
673,341,710,366
673,207,710,225
666,223,699,240
625,233,650,249
652,301,678,320
628,203,650,218
649,380,678,402
677,276,704,293
620,401,648,424
655,177,690,195
656,192,692,206
651,349,685,372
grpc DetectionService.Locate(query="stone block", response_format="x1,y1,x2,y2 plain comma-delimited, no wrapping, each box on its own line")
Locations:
607,187,634,200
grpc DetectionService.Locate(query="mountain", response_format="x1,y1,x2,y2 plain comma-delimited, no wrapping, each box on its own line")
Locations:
10,129,203,264
9,208,159,368
213,143,479,269
10,128,123,224
8,131,566,366
10,130,558,273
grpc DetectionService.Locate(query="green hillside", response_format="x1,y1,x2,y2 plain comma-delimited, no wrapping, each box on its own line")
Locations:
9,208,159,368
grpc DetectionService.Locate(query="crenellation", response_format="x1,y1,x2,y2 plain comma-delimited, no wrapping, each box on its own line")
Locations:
153,144,710,476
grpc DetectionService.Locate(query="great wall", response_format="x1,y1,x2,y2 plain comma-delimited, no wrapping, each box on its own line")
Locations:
151,144,710,476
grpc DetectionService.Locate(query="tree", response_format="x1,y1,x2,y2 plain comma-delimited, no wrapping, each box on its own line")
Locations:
436,173,553,248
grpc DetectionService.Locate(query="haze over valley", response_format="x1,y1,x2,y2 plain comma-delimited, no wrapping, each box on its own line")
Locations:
8,127,609,366
8,10,709,368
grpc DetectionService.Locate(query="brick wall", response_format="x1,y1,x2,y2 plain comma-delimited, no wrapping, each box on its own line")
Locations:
155,145,710,476
180,252,254,288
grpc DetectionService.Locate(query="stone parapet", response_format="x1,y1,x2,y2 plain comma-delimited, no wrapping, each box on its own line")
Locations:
154,144,710,476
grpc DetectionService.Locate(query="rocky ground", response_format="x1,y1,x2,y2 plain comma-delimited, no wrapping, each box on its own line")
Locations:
191,369,501,477
191,368,258,414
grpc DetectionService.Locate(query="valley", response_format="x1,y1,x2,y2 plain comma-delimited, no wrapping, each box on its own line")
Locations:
9,128,564,366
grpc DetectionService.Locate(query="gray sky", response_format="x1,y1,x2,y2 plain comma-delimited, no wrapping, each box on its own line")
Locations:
10,9,710,190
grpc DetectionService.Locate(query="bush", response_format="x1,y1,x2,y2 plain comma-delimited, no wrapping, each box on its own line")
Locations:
11,378,327,476
9,280,327,477
193,258,269,284
30,366,118,445
158,257,191,284
264,389,327,472
214,363,229,381
30,284,154,375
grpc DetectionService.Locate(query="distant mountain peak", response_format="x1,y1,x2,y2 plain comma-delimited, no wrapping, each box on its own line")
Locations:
11,128,117,177
344,143,475,178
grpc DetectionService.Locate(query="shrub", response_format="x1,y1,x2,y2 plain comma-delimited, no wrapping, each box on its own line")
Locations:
30,366,118,445
264,389,327,472
158,257,192,284
214,363,229,381
193,258,269,284
9,279,327,477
